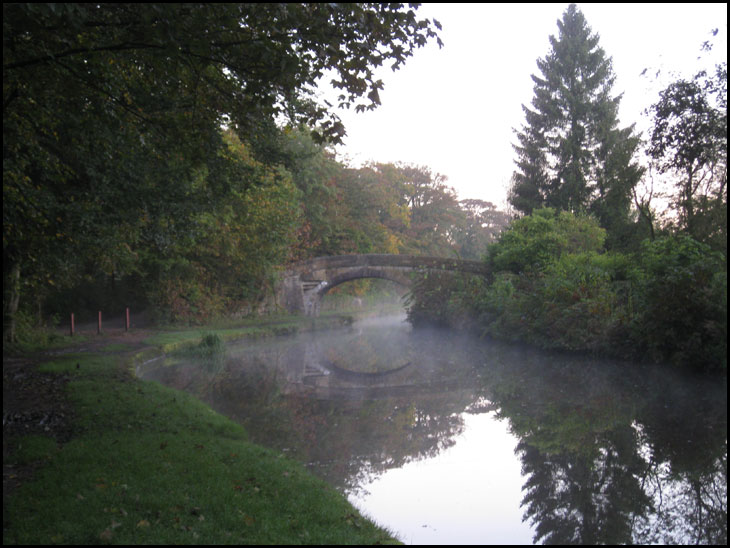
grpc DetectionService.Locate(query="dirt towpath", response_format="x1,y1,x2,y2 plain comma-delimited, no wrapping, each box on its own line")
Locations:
3,326,158,510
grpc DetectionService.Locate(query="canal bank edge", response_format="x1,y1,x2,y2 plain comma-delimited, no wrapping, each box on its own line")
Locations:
3,313,400,545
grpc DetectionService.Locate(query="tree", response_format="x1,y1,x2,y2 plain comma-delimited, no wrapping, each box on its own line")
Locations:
272,134,404,259
3,4,441,142
647,62,727,251
3,3,442,340
398,164,462,256
509,4,643,246
144,132,303,322
451,199,509,260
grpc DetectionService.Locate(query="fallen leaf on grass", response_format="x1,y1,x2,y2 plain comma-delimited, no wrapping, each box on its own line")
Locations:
345,513,362,528
237,511,255,527
136,519,150,528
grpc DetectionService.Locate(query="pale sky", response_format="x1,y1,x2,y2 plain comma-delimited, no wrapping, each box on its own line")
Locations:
325,3,728,209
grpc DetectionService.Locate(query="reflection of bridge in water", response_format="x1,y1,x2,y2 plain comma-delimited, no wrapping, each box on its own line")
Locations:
273,328,478,401
277,254,490,316
290,360,473,401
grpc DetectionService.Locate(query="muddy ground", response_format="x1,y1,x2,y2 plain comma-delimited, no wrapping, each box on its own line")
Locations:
3,326,155,512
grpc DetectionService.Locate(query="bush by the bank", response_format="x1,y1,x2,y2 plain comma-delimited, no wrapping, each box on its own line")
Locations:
407,210,727,373
629,235,727,369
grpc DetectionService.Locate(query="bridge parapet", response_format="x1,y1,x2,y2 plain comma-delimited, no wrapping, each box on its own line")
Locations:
288,254,488,277
276,254,490,316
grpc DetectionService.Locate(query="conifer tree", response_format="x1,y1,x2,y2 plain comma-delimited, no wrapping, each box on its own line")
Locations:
509,4,643,247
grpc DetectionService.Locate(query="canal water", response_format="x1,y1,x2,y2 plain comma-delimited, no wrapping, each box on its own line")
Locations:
139,315,727,545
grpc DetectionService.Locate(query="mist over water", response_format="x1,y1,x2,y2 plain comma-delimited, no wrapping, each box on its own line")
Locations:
140,314,727,545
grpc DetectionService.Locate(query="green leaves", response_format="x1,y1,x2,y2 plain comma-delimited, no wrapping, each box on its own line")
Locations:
487,208,606,274
3,3,441,336
625,236,726,370
647,64,727,248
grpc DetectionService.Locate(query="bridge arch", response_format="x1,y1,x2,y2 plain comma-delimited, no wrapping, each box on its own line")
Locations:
320,266,412,292
276,254,489,316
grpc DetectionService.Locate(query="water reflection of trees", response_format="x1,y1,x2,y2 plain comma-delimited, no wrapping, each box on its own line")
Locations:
482,345,727,545
142,328,727,545
317,398,469,494
631,376,728,545
184,329,483,494
632,440,727,545
517,428,650,544
211,378,473,493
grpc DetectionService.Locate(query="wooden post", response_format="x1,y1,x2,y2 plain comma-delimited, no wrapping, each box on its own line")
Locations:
125,307,130,332
97,310,102,335
70,313,75,337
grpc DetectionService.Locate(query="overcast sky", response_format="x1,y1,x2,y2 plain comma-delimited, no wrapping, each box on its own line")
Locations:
323,3,728,208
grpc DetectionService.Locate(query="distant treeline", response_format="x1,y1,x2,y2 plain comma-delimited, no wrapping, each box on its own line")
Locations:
6,120,509,331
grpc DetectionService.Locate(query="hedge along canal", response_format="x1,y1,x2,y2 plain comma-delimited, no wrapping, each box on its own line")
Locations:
3,314,400,545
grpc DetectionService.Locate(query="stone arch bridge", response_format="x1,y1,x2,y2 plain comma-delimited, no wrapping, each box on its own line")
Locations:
277,254,490,316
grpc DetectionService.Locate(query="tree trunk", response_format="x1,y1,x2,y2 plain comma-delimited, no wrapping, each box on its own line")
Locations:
3,261,21,343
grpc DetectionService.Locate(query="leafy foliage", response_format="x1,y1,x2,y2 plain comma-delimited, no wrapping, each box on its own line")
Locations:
4,3,442,142
630,236,726,369
486,208,606,273
284,153,503,262
3,3,443,337
401,5,727,372
451,199,510,259
408,208,727,372
647,62,727,250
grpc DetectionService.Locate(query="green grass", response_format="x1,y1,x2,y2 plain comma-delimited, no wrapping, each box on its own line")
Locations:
100,342,135,353
142,315,350,353
5,330,92,354
4,341,397,544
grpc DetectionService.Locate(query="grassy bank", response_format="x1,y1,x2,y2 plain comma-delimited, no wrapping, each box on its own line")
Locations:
138,313,353,354
3,316,397,545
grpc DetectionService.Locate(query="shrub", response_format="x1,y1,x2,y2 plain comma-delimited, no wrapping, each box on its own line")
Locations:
630,235,726,370
487,208,606,274
407,210,727,373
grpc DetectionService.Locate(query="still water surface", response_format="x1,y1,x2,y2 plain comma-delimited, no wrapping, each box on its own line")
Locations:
140,315,727,544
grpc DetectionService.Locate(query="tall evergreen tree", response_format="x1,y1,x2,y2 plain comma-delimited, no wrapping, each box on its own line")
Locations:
509,4,643,246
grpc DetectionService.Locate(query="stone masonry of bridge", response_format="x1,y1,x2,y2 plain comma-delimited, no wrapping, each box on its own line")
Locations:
276,254,490,316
